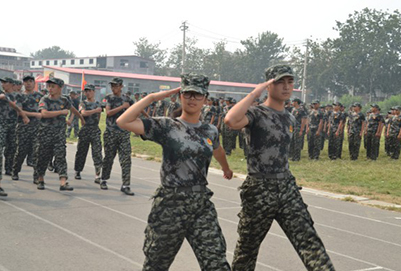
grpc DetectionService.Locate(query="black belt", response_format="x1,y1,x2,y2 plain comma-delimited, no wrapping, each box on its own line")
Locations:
249,171,292,180
165,185,207,193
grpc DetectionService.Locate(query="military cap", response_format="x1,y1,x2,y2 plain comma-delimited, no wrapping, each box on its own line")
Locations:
141,92,147,96
46,77,64,87
69,90,77,94
265,64,294,82
292,98,302,104
209,97,215,102
332,101,342,106
370,104,380,109
231,98,237,103
311,99,320,104
353,102,362,108
23,75,35,81
109,77,123,85
14,80,22,85
180,73,210,95
394,106,401,111
84,84,95,91
0,77,15,84
387,111,392,114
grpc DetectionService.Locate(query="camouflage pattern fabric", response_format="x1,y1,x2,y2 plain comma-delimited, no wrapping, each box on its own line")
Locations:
74,126,103,174
181,73,210,95
290,107,307,161
0,121,16,179
12,122,39,175
35,126,68,179
366,113,384,160
348,112,366,160
66,115,79,138
264,65,295,81
328,111,343,160
221,105,238,155
245,105,295,173
101,129,131,186
4,121,17,174
105,93,134,132
232,175,335,271
388,115,401,159
143,186,230,271
307,109,323,159
201,105,216,125
153,100,166,117
141,117,220,187
39,95,72,128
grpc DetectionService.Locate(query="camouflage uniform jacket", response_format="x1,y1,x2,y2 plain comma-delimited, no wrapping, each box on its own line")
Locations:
38,95,72,128
105,93,134,131
291,107,306,129
79,100,102,126
202,105,216,124
141,117,220,188
348,112,365,135
366,113,384,134
0,91,17,121
308,109,323,130
389,115,401,136
15,91,43,124
165,101,180,117
329,111,343,132
245,105,295,175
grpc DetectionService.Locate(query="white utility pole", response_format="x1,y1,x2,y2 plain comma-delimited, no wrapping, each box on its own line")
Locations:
180,21,188,74
301,39,309,103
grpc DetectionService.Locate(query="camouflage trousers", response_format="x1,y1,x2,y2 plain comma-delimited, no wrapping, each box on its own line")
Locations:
232,175,335,271
12,122,38,175
222,124,238,155
0,120,16,179
290,129,303,161
366,133,380,160
66,115,79,138
143,186,231,271
338,133,344,159
348,133,362,160
101,129,131,186
307,129,321,159
74,126,103,174
385,133,391,156
35,126,68,180
2,121,17,174
388,135,400,159
328,132,342,160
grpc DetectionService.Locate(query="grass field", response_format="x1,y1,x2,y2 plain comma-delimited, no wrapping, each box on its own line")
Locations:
67,113,401,207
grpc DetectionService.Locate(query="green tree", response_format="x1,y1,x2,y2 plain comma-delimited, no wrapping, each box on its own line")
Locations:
30,46,75,59
133,37,167,74
331,8,401,100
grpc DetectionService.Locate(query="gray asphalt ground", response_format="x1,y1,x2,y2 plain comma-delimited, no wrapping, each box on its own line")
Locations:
1,143,401,271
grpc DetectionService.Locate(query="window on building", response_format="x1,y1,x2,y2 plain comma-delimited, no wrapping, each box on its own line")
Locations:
140,61,148,68
39,61,42,65
46,60,50,65
54,60,58,65
80,59,84,65
31,61,35,66
62,60,66,65
89,59,94,64
71,59,75,65
120,59,129,67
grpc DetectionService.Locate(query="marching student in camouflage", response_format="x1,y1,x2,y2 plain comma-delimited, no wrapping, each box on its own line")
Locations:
101,77,135,196
306,100,324,160
117,73,233,271
225,65,335,271
387,106,401,159
35,78,83,191
12,75,43,180
153,98,167,117
73,84,104,186
384,110,393,156
365,104,384,160
348,103,366,160
0,77,30,197
201,97,216,124
338,105,348,158
322,104,332,151
165,94,180,117
327,102,344,160
66,90,80,138
290,98,307,161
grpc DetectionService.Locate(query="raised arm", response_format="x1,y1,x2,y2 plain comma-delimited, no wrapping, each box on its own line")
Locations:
117,88,180,135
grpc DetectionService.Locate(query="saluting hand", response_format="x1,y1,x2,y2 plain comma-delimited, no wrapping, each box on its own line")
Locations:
252,79,275,98
150,88,181,102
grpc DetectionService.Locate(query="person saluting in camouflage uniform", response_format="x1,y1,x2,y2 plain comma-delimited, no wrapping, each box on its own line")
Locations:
225,65,335,271
36,78,83,191
348,103,366,160
117,73,233,271
73,84,104,187
101,77,135,195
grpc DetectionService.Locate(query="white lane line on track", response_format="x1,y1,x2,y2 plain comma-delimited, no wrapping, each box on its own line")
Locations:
351,267,385,271
0,200,143,269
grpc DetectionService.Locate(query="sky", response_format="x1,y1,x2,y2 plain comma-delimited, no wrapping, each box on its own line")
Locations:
2,0,400,58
